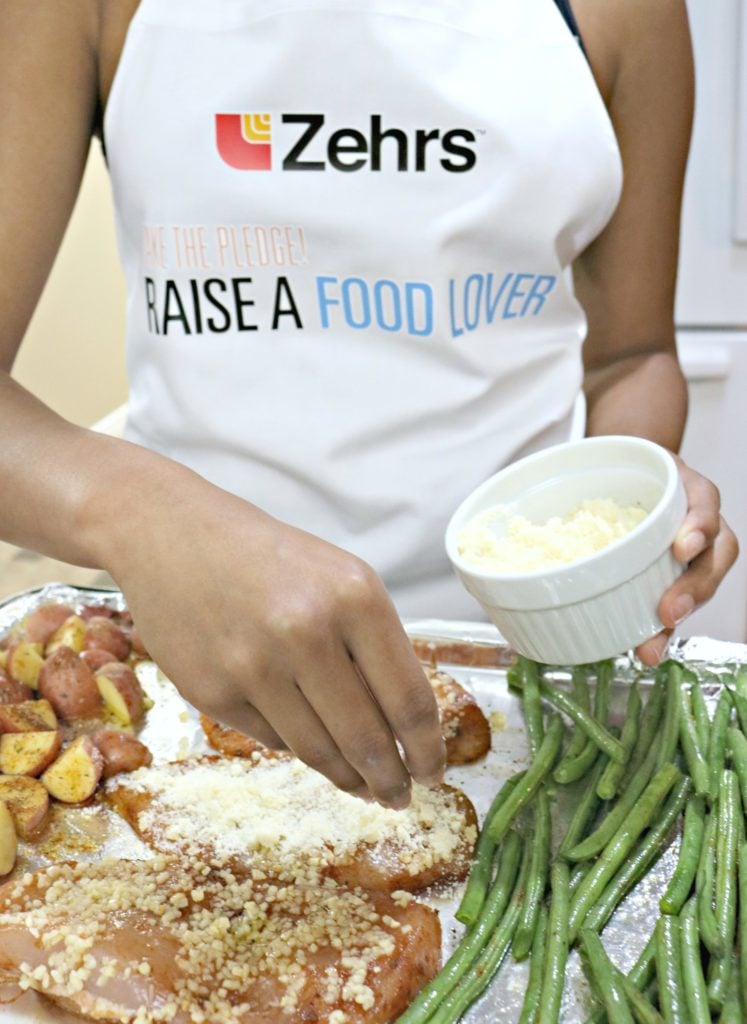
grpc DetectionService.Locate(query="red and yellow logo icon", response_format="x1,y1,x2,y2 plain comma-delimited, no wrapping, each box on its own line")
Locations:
215,113,272,170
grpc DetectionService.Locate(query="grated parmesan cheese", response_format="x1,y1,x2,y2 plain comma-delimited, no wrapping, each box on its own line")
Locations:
111,756,473,884
457,497,648,572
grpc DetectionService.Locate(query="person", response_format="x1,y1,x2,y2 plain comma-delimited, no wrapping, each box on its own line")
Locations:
0,0,738,810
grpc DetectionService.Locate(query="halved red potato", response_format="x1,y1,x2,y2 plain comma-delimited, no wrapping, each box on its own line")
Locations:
0,730,62,777
0,699,58,733
0,776,49,838
0,857,440,1023
22,603,74,646
82,616,130,662
4,642,44,689
0,802,17,877
92,730,153,779
0,670,33,705
81,647,121,673
41,735,104,803
38,647,102,720
44,614,86,656
94,663,146,726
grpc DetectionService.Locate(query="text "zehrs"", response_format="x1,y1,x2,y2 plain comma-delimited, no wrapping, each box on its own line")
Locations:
281,114,478,172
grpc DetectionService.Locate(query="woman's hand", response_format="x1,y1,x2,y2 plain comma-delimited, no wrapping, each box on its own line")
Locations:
635,455,739,665
102,464,447,809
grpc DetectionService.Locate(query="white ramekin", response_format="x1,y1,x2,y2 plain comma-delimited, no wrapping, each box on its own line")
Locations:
445,436,687,664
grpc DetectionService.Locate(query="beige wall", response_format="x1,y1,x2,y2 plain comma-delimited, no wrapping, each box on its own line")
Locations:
12,143,128,427
1,144,126,599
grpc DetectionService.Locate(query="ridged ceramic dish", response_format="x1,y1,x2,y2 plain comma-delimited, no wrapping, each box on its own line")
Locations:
445,436,687,664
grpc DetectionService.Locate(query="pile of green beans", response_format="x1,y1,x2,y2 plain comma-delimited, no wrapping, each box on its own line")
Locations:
396,655,747,1024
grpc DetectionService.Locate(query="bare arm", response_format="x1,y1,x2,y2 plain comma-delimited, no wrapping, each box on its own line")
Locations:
0,1,445,805
574,0,738,659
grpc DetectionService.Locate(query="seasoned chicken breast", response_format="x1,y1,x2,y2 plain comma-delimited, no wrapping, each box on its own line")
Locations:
0,857,440,1023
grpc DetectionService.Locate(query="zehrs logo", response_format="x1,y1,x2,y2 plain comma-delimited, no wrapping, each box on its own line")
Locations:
215,112,478,172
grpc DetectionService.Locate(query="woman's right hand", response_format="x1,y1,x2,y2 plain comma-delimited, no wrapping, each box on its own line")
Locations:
97,458,447,808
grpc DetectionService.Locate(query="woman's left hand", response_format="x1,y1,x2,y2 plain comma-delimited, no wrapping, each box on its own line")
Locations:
635,455,739,666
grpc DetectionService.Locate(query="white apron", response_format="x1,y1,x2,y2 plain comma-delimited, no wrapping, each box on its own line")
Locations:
104,0,622,617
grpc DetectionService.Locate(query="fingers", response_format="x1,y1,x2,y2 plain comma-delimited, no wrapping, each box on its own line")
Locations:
246,675,372,799
635,460,739,667
342,581,447,790
293,643,414,808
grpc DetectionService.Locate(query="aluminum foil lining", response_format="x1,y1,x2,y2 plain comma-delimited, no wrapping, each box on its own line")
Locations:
1,583,745,1023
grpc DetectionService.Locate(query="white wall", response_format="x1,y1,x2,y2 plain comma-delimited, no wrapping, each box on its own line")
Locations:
11,144,128,427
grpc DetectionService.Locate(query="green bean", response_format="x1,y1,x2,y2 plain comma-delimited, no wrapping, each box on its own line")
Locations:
487,714,564,843
584,777,690,934
428,842,530,1024
680,898,710,1024
621,672,666,786
725,683,747,736
655,661,682,771
586,934,657,1024
455,772,524,926
696,809,724,958
677,684,710,799
726,727,747,812
708,692,732,802
537,861,571,1024
509,672,626,764
660,795,706,914
738,843,747,1016
568,763,682,942
513,787,551,960
688,673,711,754
718,959,742,1024
567,739,660,862
707,769,740,1012
518,905,548,1024
618,975,666,1024
554,666,593,774
555,662,613,784
580,929,635,1024
395,832,523,1023
558,754,607,861
598,681,641,800
655,915,687,1024
520,656,545,755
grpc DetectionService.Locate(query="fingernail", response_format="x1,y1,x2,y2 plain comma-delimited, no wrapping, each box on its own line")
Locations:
350,787,373,803
381,788,411,811
680,531,705,562
671,594,695,626
649,634,670,665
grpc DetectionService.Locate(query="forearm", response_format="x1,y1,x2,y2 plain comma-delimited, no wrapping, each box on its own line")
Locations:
583,350,688,452
0,372,198,573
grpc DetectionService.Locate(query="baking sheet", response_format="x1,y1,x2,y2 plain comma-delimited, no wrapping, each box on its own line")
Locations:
1,584,745,1023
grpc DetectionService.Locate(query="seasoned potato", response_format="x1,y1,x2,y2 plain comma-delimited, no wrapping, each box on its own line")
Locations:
41,736,104,803
0,730,62,777
82,616,130,662
44,614,86,656
0,669,33,704
0,699,58,733
23,603,74,646
128,625,150,659
5,642,45,689
0,802,17,876
81,647,120,673
38,647,102,720
95,663,146,726
92,729,153,778
0,776,49,838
